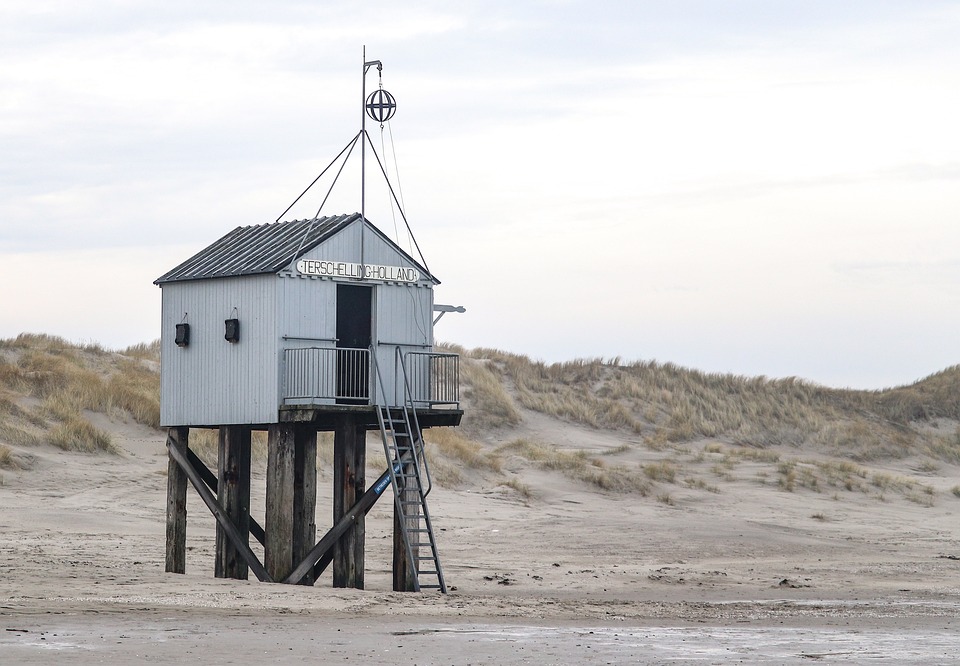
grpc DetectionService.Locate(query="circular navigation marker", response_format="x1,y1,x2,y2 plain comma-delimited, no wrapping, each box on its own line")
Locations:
365,89,397,123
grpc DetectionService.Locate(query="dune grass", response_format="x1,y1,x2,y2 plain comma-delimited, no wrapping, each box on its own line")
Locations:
423,427,501,473
0,443,16,469
0,334,161,455
496,438,650,494
47,417,115,453
443,345,522,434
459,348,960,464
0,337,160,430
1,334,958,507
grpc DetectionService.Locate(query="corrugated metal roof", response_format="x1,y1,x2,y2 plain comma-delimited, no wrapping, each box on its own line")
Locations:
155,213,434,285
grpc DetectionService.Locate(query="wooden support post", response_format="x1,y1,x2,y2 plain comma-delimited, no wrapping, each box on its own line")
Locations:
265,423,296,582
165,426,189,574
167,436,271,582
285,465,397,585
392,457,419,592
333,416,367,589
186,446,266,547
393,422,421,592
292,427,317,585
215,426,251,580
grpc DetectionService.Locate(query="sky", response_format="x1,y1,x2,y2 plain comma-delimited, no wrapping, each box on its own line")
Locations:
1,1,958,389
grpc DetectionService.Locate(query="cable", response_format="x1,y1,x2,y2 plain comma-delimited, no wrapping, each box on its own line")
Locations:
386,121,412,255
361,130,431,277
380,124,401,244
288,134,361,268
275,131,361,223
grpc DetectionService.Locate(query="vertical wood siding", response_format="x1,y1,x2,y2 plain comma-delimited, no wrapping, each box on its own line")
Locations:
160,275,278,426
373,283,434,405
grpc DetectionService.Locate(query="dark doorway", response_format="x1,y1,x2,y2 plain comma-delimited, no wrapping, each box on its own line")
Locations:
336,284,372,403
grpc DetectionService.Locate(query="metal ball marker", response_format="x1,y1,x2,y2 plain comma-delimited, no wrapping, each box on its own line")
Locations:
365,89,397,123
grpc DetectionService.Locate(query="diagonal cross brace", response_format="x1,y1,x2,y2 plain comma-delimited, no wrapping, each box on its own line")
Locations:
166,434,273,583
283,460,402,585
185,446,266,547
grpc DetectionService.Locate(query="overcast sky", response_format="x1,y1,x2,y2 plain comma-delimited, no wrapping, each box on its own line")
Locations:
1,1,958,388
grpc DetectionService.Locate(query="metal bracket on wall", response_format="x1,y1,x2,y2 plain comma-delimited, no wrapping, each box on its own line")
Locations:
433,304,465,325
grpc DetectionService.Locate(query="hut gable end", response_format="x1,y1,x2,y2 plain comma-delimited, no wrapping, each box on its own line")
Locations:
291,218,436,286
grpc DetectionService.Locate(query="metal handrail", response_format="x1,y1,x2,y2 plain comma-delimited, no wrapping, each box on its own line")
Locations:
402,351,460,407
396,347,432,497
282,346,370,402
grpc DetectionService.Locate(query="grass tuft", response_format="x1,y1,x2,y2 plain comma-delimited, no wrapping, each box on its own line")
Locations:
498,438,649,494
643,460,677,483
47,417,115,453
424,428,501,473
502,477,532,498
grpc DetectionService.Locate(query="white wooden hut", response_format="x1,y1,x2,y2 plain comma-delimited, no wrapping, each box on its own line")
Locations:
155,213,459,427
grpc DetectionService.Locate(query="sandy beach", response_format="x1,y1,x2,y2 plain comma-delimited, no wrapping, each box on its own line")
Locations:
3,407,960,664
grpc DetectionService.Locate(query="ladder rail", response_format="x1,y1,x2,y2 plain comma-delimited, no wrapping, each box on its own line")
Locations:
395,347,432,497
372,356,422,592
371,350,446,593
396,348,446,592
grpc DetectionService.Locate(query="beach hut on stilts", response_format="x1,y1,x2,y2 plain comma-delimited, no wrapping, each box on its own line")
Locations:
155,50,463,592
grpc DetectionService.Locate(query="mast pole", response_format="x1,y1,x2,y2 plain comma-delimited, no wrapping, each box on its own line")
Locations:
361,46,366,270
361,48,384,273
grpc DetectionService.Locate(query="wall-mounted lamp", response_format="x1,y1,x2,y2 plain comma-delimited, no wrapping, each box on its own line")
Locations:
175,323,191,347
224,318,240,343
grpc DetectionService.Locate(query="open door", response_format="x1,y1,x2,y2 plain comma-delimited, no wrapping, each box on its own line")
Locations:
336,284,373,403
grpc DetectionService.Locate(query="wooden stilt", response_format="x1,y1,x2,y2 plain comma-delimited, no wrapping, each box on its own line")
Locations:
333,416,367,589
285,465,396,585
392,457,419,592
292,427,318,585
265,423,296,582
165,426,189,574
393,421,421,592
215,425,251,580
186,446,266,546
166,436,271,582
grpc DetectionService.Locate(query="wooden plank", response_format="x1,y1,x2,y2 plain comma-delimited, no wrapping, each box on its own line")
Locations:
333,417,366,589
293,427,318,585
166,434,271,582
186,446,265,547
285,463,397,585
265,423,296,582
165,427,189,574
215,426,251,580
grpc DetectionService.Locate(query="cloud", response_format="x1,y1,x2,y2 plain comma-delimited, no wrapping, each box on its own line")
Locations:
1,1,960,387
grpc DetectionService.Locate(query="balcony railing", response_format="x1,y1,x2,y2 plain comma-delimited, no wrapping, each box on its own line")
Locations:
283,347,370,402
402,351,460,407
282,346,459,408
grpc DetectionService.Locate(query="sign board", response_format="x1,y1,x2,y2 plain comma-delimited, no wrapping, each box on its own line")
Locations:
296,259,419,283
